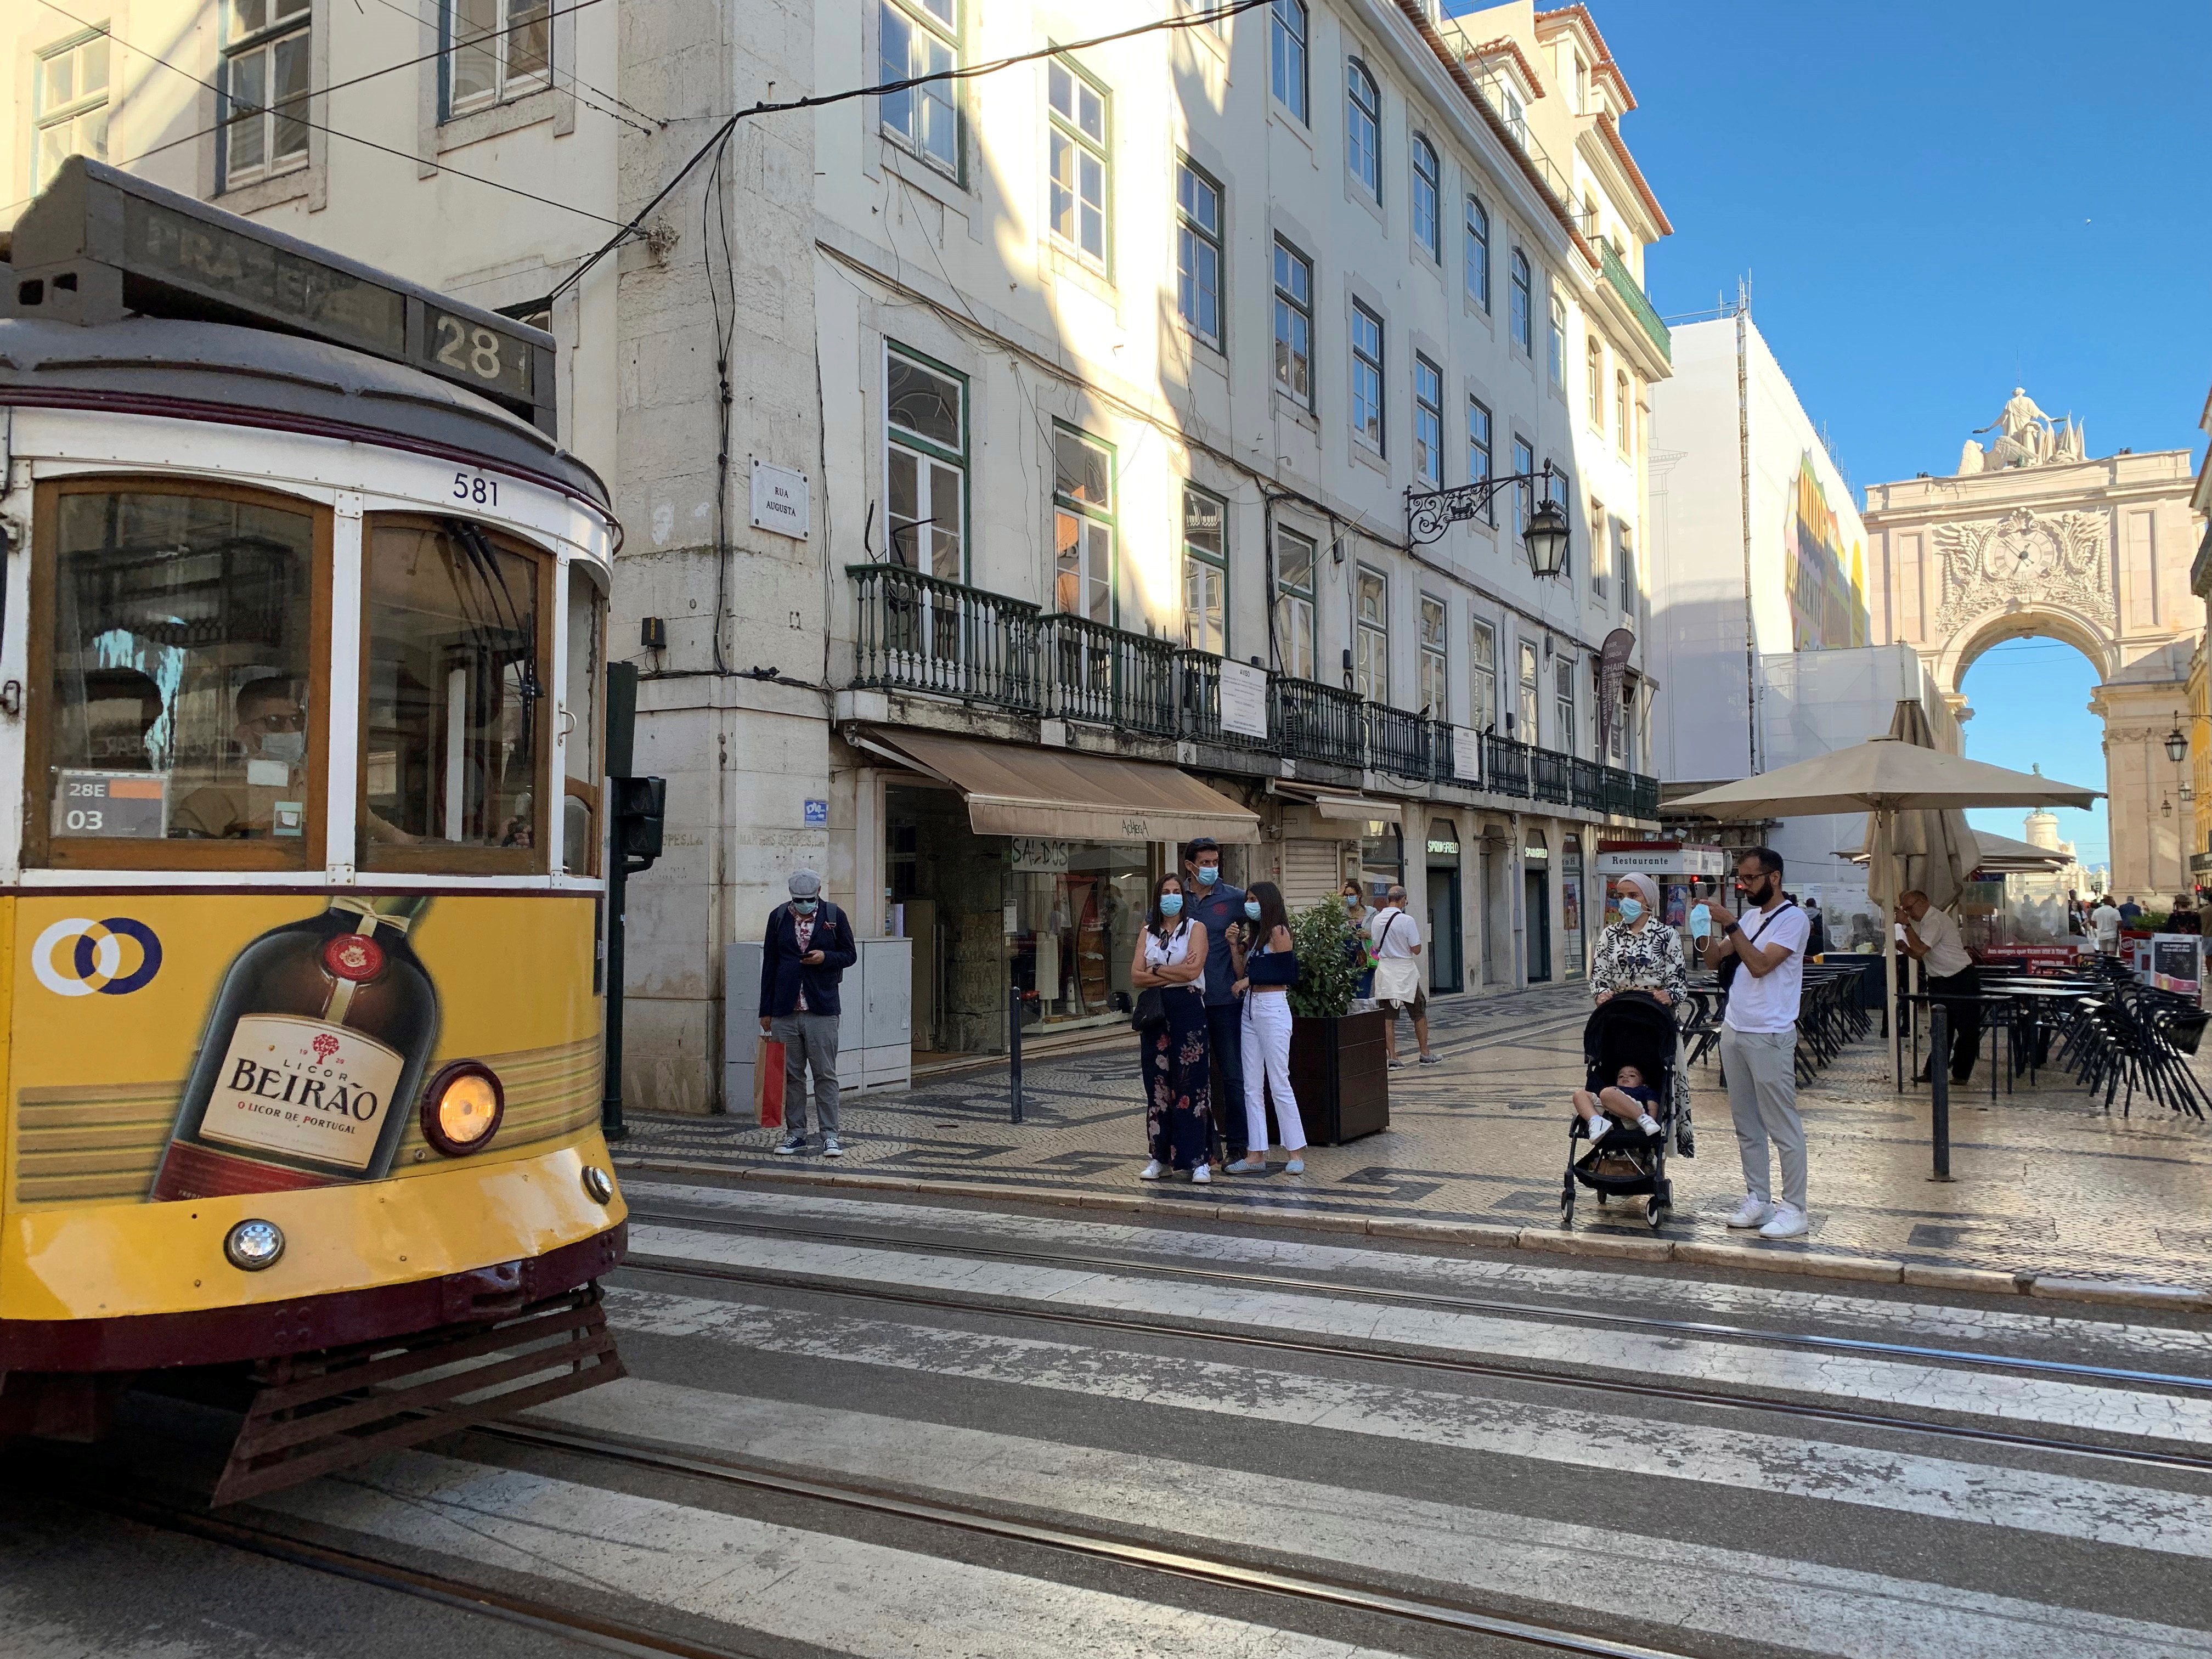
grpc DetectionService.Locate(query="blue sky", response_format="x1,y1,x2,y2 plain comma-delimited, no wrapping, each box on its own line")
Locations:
1583,1,2212,864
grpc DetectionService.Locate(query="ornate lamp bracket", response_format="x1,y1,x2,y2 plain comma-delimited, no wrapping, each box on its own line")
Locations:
1405,463,1562,546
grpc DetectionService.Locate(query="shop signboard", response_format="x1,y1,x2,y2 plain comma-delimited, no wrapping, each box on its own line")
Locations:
1217,660,1269,740
1012,838,1070,872
1594,841,1724,879
2149,934,2203,997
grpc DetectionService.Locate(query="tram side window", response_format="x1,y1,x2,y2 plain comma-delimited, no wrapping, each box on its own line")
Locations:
46,489,315,848
563,567,605,873
362,521,544,865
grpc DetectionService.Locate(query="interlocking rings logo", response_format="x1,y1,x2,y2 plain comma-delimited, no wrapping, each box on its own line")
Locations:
32,916,163,997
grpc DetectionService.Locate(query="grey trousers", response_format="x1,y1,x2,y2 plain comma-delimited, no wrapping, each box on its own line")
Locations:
1719,1023,1805,1211
771,1012,841,1136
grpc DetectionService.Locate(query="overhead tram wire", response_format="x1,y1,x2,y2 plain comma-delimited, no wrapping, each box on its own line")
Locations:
546,0,1282,306
345,0,663,135
15,0,640,231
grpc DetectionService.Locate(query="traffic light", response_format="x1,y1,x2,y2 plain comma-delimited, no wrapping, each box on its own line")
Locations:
610,775,664,876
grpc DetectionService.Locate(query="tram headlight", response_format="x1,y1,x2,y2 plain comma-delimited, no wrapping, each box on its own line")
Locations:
420,1061,505,1156
225,1218,286,1271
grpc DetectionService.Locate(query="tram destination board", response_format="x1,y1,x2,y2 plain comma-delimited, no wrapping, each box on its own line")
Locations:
5,158,552,431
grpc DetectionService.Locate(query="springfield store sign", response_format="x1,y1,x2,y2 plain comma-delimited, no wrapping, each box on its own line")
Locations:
1594,842,1725,879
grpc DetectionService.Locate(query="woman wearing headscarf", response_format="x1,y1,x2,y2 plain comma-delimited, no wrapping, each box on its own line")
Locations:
1591,872,1687,1007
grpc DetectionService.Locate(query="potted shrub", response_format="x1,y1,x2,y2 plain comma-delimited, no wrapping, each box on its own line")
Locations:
1283,899,1390,1145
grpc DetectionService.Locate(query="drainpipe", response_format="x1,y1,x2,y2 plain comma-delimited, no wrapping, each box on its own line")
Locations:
1736,291,1759,776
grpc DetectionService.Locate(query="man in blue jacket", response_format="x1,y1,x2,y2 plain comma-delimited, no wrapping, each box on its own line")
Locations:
757,869,858,1157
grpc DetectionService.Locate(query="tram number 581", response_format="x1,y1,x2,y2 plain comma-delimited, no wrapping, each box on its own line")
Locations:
452,472,500,507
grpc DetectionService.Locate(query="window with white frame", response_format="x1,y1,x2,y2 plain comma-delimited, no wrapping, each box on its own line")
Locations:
1048,58,1108,267
1053,425,1116,624
33,29,110,190
447,0,550,117
1548,292,1566,387
1468,397,1493,524
1345,59,1380,199
1354,566,1389,704
1410,134,1439,260
1470,618,1497,731
878,0,957,175
1183,486,1227,654
1516,638,1540,742
1615,368,1630,454
1413,356,1442,490
1176,157,1223,349
885,346,966,580
1511,435,1534,541
1465,194,1490,311
1270,0,1307,123
1589,498,1606,599
1586,336,1604,432
221,0,312,189
1273,238,1313,405
1617,525,1636,614
1274,526,1317,680
1554,654,1577,756
1350,301,1384,453
1418,595,1448,719
1509,248,1532,354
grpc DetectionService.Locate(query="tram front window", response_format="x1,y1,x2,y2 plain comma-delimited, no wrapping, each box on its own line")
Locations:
45,488,316,849
362,520,545,866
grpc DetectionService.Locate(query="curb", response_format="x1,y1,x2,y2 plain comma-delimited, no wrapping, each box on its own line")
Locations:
613,1155,2212,1314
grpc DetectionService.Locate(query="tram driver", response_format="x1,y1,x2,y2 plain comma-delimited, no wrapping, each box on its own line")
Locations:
173,678,411,843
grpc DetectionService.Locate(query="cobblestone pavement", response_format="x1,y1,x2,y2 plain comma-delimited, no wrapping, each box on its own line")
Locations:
621,983,2212,1288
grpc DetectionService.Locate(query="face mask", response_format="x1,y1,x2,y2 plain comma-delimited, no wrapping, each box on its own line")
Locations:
793,899,819,915
1195,866,1220,887
1344,895,1360,909
259,731,306,766
1244,900,1262,921
1617,896,1644,923
1159,893,1184,917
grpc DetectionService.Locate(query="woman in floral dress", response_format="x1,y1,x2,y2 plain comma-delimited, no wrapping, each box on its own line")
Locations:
1130,872,1214,1183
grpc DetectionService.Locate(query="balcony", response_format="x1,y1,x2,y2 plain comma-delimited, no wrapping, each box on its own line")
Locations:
1601,239,1672,365
847,567,1660,816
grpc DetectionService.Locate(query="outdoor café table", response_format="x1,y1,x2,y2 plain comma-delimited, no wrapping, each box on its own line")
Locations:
1898,990,2022,1101
1978,980,2103,1084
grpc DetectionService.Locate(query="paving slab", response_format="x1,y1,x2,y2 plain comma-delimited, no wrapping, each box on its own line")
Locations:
619,981,2212,1294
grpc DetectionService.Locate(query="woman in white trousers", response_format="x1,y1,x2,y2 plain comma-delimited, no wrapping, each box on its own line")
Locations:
1227,882,1308,1173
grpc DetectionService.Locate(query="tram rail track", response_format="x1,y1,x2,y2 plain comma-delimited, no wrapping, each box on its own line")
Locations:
622,1206,2212,1393
615,1249,2212,1474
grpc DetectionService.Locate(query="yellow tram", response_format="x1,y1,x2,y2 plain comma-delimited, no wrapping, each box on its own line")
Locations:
0,159,629,1498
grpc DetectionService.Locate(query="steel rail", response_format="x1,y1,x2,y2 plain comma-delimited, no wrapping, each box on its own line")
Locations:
481,1419,1700,1659
624,1207,2212,1394
615,1252,2212,1475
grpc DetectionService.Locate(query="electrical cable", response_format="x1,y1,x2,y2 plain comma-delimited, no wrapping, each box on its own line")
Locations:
547,0,1280,306
346,0,660,134
700,125,738,675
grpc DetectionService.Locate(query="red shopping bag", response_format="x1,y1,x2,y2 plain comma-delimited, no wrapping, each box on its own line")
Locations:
754,1037,787,1128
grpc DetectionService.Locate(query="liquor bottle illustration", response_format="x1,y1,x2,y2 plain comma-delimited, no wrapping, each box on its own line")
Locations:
149,896,441,1201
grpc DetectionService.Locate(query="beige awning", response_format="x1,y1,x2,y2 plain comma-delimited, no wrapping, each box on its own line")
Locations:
860,729,1259,844
1269,782,1403,825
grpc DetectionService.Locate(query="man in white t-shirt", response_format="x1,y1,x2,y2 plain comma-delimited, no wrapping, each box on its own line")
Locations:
1701,847,1813,1240
2090,896,2122,956
1897,890,1979,1085
1369,888,1438,1068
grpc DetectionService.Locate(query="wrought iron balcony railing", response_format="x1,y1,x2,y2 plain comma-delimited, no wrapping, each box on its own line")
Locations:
1601,239,1672,364
849,563,1039,710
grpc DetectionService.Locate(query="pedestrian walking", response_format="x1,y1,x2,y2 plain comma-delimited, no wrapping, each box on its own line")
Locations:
2119,895,2144,927
758,870,857,1159
1369,886,1437,1068
1896,889,1979,1085
1701,847,1812,1240
1341,880,1378,999
1131,872,1214,1183
1227,881,1307,1174
2091,895,2122,956
1803,897,1829,957
1180,837,1249,1167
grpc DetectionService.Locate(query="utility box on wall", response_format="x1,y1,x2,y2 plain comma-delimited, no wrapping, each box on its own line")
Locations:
725,936,913,1112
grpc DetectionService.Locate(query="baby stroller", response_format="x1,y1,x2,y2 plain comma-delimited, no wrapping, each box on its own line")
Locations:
1560,991,1679,1232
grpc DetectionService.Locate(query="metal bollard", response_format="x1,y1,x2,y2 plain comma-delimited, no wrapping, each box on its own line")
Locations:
1928,1003,1953,1182
1009,985,1025,1125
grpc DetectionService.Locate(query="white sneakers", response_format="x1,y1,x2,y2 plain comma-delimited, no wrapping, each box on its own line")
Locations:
1139,1160,1164,1181
1758,1205,1809,1240
1192,1164,1212,1184
1725,1195,1811,1238
1726,1195,1775,1229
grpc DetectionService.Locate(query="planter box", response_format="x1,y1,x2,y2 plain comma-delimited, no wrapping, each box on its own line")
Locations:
1286,1009,1390,1146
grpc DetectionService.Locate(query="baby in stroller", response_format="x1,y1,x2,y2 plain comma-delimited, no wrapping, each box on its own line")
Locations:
1560,991,1679,1230
1572,1064,1663,1152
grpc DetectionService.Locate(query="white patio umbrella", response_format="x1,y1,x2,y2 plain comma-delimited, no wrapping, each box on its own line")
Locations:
1669,736,2100,1082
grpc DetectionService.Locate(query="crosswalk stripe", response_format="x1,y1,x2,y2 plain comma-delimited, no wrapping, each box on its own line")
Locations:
603,1287,2212,1558
625,1222,2212,1447
257,1451,1408,1659
530,1382,2212,1659
627,1181,2212,1362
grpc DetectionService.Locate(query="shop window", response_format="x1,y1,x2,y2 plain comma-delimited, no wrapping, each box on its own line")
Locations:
1354,566,1389,704
1048,57,1109,268
1053,425,1117,624
885,346,967,580
1418,594,1447,720
879,0,958,176
1274,526,1317,681
32,481,323,870
1182,485,1227,655
221,0,312,190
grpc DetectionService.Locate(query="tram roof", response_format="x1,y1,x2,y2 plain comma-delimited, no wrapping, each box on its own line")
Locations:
0,314,611,513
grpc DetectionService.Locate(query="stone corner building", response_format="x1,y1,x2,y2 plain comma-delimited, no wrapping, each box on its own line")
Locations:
1860,390,2203,899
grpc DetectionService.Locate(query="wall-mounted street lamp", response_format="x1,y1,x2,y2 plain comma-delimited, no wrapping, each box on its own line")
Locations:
1525,496,1572,579
2165,715,2189,765
1406,462,1571,582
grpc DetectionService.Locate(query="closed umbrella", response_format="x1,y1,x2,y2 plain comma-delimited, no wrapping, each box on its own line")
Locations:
1669,737,2100,1083
1874,701,1976,913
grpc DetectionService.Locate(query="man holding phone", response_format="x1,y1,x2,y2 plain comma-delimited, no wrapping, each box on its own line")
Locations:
1701,847,1811,1240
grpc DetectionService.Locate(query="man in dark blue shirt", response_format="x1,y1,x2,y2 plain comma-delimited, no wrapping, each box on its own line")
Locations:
1180,837,1250,1166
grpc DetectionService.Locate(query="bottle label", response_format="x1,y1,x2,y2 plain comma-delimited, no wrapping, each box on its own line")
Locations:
197,1013,407,1172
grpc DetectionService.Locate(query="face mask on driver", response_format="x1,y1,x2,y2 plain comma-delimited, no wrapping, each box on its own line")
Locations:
259,731,306,766
1617,896,1644,923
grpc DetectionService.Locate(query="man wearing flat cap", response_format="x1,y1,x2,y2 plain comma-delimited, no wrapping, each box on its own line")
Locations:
758,868,858,1156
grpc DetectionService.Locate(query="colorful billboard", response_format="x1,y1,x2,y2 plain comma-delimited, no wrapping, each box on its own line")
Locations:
1784,453,1870,651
